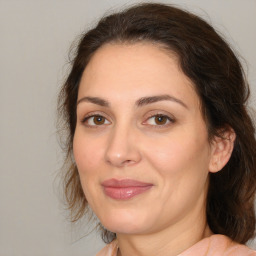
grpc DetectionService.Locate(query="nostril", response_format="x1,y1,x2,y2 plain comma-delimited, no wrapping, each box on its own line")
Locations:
123,159,137,166
104,137,142,167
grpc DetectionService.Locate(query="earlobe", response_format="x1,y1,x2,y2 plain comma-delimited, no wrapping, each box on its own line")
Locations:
209,129,236,173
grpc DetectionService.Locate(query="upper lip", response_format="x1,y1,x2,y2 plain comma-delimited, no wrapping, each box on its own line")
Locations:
101,179,153,188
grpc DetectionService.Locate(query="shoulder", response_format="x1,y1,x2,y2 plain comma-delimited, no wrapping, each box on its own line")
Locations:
95,235,256,256
209,235,256,256
210,235,256,256
96,240,118,256
180,234,256,256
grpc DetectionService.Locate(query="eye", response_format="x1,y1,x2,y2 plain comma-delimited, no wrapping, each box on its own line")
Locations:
145,114,174,126
82,115,111,126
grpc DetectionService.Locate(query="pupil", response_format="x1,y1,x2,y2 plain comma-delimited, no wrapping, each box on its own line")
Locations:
94,116,104,124
156,115,167,124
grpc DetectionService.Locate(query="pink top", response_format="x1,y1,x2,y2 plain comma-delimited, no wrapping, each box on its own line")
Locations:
96,235,256,256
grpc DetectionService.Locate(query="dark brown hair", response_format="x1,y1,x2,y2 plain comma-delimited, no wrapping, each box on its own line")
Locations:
58,3,256,244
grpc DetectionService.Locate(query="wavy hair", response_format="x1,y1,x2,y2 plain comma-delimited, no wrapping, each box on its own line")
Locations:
57,3,256,244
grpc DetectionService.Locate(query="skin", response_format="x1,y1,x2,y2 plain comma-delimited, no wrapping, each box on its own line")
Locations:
73,42,235,256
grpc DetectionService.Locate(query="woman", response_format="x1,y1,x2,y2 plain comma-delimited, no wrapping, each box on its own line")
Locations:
58,3,256,255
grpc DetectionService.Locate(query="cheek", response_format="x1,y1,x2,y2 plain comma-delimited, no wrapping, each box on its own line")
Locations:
142,126,211,179
72,130,106,204
73,130,103,173
73,130,106,207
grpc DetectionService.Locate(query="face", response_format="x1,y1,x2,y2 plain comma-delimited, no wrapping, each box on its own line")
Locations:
73,42,215,235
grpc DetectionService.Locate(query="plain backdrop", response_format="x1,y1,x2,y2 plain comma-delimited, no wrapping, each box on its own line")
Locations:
0,0,256,255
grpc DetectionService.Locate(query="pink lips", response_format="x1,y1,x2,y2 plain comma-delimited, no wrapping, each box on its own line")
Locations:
101,179,153,200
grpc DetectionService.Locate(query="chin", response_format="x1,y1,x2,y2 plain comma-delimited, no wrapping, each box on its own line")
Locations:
103,221,146,235
99,209,150,235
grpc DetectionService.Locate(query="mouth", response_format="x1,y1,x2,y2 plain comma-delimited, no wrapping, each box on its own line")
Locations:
101,179,153,200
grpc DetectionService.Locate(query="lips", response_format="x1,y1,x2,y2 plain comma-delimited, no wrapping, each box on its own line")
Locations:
101,179,153,200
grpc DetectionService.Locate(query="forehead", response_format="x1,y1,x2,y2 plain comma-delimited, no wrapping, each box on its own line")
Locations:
78,42,199,108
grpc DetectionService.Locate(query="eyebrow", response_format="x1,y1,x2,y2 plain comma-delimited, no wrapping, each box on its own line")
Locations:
135,95,188,109
77,96,110,107
77,94,188,109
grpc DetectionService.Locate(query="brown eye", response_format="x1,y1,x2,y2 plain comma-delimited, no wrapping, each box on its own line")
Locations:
93,115,105,125
82,115,111,126
145,114,174,127
154,115,168,125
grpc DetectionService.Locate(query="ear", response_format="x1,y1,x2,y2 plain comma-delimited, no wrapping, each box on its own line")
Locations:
208,128,236,173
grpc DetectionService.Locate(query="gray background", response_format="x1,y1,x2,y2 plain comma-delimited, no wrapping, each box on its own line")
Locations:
0,0,256,255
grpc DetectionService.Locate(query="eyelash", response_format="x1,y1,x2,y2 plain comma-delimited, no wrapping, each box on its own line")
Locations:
81,113,175,128
143,114,175,128
81,113,110,127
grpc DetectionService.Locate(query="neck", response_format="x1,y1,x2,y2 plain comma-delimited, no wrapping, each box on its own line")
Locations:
116,203,212,256
117,226,212,256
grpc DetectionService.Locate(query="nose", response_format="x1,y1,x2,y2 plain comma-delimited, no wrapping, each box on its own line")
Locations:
104,124,142,167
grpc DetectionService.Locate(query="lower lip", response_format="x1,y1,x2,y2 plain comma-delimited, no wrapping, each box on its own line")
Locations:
103,186,153,200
